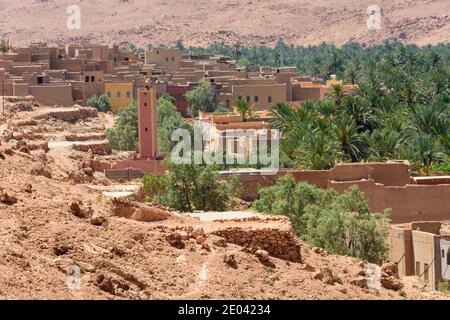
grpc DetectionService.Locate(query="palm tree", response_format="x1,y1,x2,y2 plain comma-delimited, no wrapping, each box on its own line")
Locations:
327,84,346,108
295,130,338,170
341,96,378,133
333,117,368,162
235,99,253,122
410,134,446,176
368,128,404,161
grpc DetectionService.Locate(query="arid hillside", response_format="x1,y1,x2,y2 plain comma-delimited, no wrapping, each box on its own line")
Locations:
0,97,448,300
0,0,448,48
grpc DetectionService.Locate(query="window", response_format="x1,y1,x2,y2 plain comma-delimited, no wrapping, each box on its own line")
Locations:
165,57,169,62
145,128,148,132
171,57,175,62
415,262,420,276
442,249,445,258
254,96,259,103
447,251,450,265
116,91,121,97
91,76,95,82
268,96,272,103
107,92,111,97
238,96,242,101
144,102,147,107
424,263,429,282
233,139,239,154
126,91,131,98
246,96,250,102
85,76,89,83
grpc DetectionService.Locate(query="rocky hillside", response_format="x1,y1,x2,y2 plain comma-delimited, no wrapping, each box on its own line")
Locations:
0,0,448,48
0,97,448,299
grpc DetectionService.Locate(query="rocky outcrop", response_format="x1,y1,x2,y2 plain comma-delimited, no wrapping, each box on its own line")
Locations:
34,106,98,122
111,198,171,222
72,141,111,155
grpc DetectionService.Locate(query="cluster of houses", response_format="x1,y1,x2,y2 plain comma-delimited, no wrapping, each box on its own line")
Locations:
0,42,351,162
0,42,352,115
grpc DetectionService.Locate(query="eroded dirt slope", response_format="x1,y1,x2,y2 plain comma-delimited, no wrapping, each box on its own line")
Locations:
0,99,448,300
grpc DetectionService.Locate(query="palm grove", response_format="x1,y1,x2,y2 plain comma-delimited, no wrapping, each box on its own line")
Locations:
105,41,449,262
188,40,449,175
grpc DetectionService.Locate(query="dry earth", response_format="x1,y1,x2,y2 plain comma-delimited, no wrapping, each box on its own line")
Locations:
0,0,448,48
0,98,449,300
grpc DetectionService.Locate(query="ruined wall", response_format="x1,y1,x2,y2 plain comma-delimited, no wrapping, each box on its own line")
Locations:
34,106,98,122
368,162,411,186
212,227,301,262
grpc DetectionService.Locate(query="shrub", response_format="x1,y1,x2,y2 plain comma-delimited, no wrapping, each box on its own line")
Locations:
142,157,243,212
88,94,111,113
253,175,390,263
106,100,138,151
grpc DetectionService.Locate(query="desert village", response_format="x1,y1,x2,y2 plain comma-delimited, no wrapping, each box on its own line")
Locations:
0,41,449,299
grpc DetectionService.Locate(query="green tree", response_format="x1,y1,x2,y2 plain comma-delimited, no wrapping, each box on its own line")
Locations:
332,117,368,162
0,38,10,54
235,99,253,122
106,100,138,151
144,157,242,212
185,82,216,117
253,175,390,263
88,94,111,113
157,94,192,153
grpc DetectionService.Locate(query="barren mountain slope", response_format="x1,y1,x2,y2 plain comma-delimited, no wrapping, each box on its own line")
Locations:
0,0,448,47
0,98,448,300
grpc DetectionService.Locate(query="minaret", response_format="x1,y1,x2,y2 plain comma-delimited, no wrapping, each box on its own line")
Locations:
138,79,157,159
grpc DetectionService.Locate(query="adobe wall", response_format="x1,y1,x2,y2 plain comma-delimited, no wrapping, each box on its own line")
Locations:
366,162,411,186
408,221,442,235
329,161,410,186
389,227,414,277
411,230,440,291
230,162,408,201
440,239,450,280
29,84,74,106
329,180,450,223
227,162,450,224
384,185,450,223
112,159,165,175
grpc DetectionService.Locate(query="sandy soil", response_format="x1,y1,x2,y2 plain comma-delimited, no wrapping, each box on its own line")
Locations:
0,0,448,48
0,99,449,300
